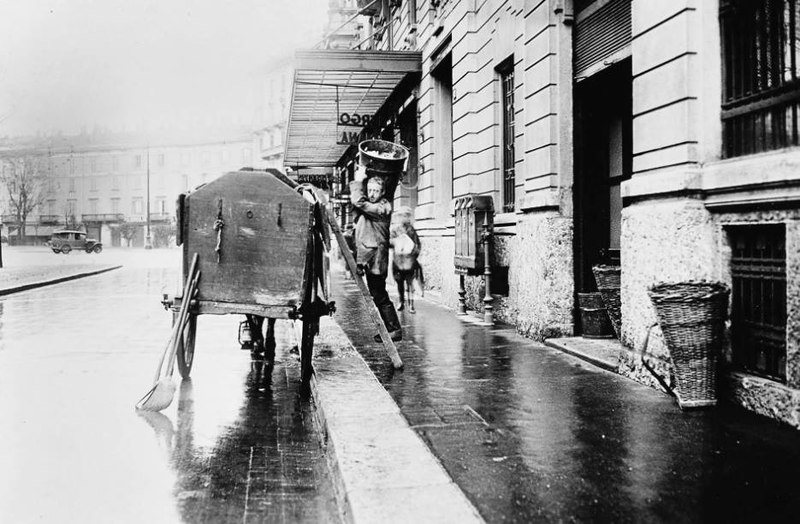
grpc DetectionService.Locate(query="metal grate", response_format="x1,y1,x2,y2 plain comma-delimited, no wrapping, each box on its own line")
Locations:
574,0,632,79
729,224,787,381
720,0,800,157
500,64,515,213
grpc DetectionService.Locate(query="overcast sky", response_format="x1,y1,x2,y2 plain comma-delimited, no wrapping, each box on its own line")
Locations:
0,0,328,137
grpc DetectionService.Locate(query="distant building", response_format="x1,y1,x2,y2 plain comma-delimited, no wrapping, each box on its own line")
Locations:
0,128,260,247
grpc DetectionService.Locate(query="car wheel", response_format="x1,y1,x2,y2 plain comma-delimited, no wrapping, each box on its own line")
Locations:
93,245,103,254
61,245,72,254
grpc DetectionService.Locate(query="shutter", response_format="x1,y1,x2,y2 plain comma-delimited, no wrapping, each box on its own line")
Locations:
574,0,632,80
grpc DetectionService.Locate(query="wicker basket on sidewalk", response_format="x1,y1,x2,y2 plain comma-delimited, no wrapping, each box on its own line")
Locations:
592,265,621,338
647,281,730,409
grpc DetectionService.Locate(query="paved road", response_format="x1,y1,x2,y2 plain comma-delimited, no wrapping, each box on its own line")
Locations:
332,270,800,523
0,249,340,523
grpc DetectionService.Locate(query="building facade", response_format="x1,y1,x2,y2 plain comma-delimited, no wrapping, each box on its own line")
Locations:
285,0,800,429
0,130,260,247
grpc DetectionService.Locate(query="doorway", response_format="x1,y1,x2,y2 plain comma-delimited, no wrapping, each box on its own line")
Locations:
573,60,632,326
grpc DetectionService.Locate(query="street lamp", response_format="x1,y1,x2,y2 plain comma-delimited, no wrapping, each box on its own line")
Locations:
144,146,153,249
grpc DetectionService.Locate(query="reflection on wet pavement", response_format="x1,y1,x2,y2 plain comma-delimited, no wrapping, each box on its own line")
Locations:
0,264,339,523
332,270,800,523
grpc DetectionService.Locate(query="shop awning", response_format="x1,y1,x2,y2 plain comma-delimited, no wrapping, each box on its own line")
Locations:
284,49,421,169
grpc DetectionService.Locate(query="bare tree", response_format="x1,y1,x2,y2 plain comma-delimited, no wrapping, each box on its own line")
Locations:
118,220,139,247
0,154,47,240
151,223,176,248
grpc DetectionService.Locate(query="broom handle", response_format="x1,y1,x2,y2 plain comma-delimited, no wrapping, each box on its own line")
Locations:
163,269,199,378
152,254,199,383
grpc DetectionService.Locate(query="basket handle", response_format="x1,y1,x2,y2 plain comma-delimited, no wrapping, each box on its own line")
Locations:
640,322,675,397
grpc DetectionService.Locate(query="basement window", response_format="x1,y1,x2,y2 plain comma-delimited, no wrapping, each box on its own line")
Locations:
728,224,787,381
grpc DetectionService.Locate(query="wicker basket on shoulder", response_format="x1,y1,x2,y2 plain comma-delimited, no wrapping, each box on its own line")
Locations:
592,265,622,338
647,281,730,409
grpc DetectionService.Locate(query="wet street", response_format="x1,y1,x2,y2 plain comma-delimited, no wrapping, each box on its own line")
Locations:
0,248,340,523
333,271,800,523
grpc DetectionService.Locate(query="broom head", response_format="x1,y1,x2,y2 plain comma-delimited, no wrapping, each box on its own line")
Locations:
135,377,177,412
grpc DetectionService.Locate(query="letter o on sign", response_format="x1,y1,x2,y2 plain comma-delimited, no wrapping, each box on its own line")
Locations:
339,113,351,125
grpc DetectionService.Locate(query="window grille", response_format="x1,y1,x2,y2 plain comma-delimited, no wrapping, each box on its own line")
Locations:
720,0,800,157
728,224,787,381
500,62,515,213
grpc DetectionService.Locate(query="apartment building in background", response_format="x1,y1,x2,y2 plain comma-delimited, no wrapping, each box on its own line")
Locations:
0,128,260,247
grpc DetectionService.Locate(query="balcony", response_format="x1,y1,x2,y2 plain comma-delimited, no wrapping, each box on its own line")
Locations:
1,214,19,224
149,213,172,223
39,215,63,225
82,213,125,223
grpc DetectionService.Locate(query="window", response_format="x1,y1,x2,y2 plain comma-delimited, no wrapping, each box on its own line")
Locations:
69,178,75,193
132,198,143,215
498,57,516,213
720,0,800,157
91,158,97,172
112,176,120,190
135,154,142,168
111,198,120,214
432,52,454,218
89,199,98,214
90,176,98,191
241,148,252,165
728,224,787,381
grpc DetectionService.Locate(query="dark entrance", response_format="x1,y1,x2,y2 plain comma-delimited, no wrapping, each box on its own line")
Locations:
573,60,631,331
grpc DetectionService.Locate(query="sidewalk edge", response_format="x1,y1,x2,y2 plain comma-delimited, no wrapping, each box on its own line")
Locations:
0,265,123,296
311,321,485,524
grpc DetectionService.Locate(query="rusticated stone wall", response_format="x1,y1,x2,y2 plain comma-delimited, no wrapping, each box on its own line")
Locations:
507,212,574,340
727,373,800,429
619,198,722,378
417,211,573,340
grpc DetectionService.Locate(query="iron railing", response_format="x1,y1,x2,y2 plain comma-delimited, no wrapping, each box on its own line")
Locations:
81,213,125,223
500,64,515,213
720,0,800,157
729,224,787,381
39,215,63,224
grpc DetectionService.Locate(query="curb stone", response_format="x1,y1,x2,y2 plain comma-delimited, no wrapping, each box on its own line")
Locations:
0,265,123,296
312,316,484,524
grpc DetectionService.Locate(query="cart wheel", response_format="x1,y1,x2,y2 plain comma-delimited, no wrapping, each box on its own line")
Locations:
61,245,71,254
175,312,197,379
93,245,103,254
300,318,316,383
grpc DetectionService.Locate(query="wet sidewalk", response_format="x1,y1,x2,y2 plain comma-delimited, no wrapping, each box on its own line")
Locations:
330,269,800,523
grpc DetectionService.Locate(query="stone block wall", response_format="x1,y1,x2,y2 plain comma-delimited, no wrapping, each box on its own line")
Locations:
619,197,721,379
418,210,573,340
508,212,573,339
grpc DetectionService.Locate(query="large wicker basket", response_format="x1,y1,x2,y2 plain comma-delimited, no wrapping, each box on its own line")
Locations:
647,281,730,409
592,265,621,338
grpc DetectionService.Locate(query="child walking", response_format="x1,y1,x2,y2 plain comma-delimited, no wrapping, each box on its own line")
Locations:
390,207,423,313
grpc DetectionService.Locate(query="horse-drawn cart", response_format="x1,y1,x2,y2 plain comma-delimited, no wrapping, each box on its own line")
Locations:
165,169,334,384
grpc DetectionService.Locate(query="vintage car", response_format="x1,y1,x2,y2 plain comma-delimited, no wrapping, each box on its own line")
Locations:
49,230,103,254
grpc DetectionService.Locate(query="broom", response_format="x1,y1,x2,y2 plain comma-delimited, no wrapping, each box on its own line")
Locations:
136,254,200,412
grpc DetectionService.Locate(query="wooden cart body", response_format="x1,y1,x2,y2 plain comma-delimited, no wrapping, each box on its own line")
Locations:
168,169,332,383
177,170,315,319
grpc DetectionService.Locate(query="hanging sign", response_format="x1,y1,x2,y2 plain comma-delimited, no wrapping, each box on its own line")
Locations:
336,128,368,146
338,112,373,127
